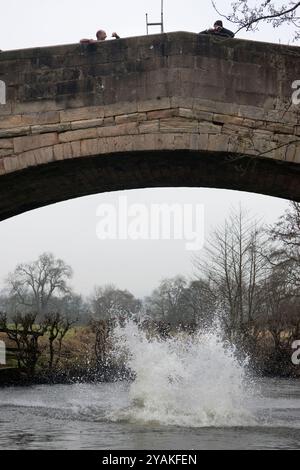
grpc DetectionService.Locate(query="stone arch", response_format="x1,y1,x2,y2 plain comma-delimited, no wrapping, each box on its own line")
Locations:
0,32,299,219
0,145,299,222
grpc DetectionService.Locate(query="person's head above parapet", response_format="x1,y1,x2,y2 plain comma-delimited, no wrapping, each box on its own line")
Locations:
96,30,107,41
80,29,120,45
214,20,223,30
198,19,235,38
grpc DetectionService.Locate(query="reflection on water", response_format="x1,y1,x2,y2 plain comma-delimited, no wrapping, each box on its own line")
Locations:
0,379,299,449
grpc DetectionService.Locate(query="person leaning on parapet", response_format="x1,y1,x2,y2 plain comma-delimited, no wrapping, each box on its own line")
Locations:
199,20,235,38
80,30,120,44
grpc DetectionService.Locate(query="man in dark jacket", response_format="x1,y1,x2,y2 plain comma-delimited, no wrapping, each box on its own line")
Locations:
200,20,235,38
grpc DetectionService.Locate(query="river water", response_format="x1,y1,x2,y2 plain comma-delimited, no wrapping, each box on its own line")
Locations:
0,323,299,450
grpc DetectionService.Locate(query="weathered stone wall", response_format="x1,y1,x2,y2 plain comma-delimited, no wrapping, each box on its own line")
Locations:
0,32,299,219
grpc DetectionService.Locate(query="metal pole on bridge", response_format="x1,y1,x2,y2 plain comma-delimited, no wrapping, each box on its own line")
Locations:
146,0,165,35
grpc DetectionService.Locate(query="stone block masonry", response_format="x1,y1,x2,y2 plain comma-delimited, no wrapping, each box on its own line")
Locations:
0,32,299,220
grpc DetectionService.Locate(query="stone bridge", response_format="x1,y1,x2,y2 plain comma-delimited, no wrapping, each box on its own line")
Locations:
0,32,299,220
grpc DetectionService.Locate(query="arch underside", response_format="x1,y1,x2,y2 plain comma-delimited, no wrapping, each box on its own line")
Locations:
0,149,299,221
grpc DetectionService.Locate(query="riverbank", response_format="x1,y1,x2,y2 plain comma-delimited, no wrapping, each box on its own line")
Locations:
0,364,133,387
1,324,300,387
1,358,299,389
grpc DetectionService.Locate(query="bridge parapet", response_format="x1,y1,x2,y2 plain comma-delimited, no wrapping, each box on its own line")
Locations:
0,32,299,218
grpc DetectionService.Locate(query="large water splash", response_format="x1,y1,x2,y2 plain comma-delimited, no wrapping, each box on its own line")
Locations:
110,321,258,427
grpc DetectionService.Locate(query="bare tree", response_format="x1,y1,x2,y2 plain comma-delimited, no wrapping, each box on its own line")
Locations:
0,312,46,376
269,201,300,287
91,285,141,324
6,253,73,317
212,1,300,40
259,262,294,348
47,292,87,324
144,276,188,326
90,285,141,369
183,279,217,329
44,312,76,371
90,318,113,366
194,208,268,342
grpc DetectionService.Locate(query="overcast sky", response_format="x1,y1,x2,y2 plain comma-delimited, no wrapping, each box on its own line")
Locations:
0,1,294,298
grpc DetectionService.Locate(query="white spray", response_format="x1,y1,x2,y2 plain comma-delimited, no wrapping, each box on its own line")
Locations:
110,321,258,428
